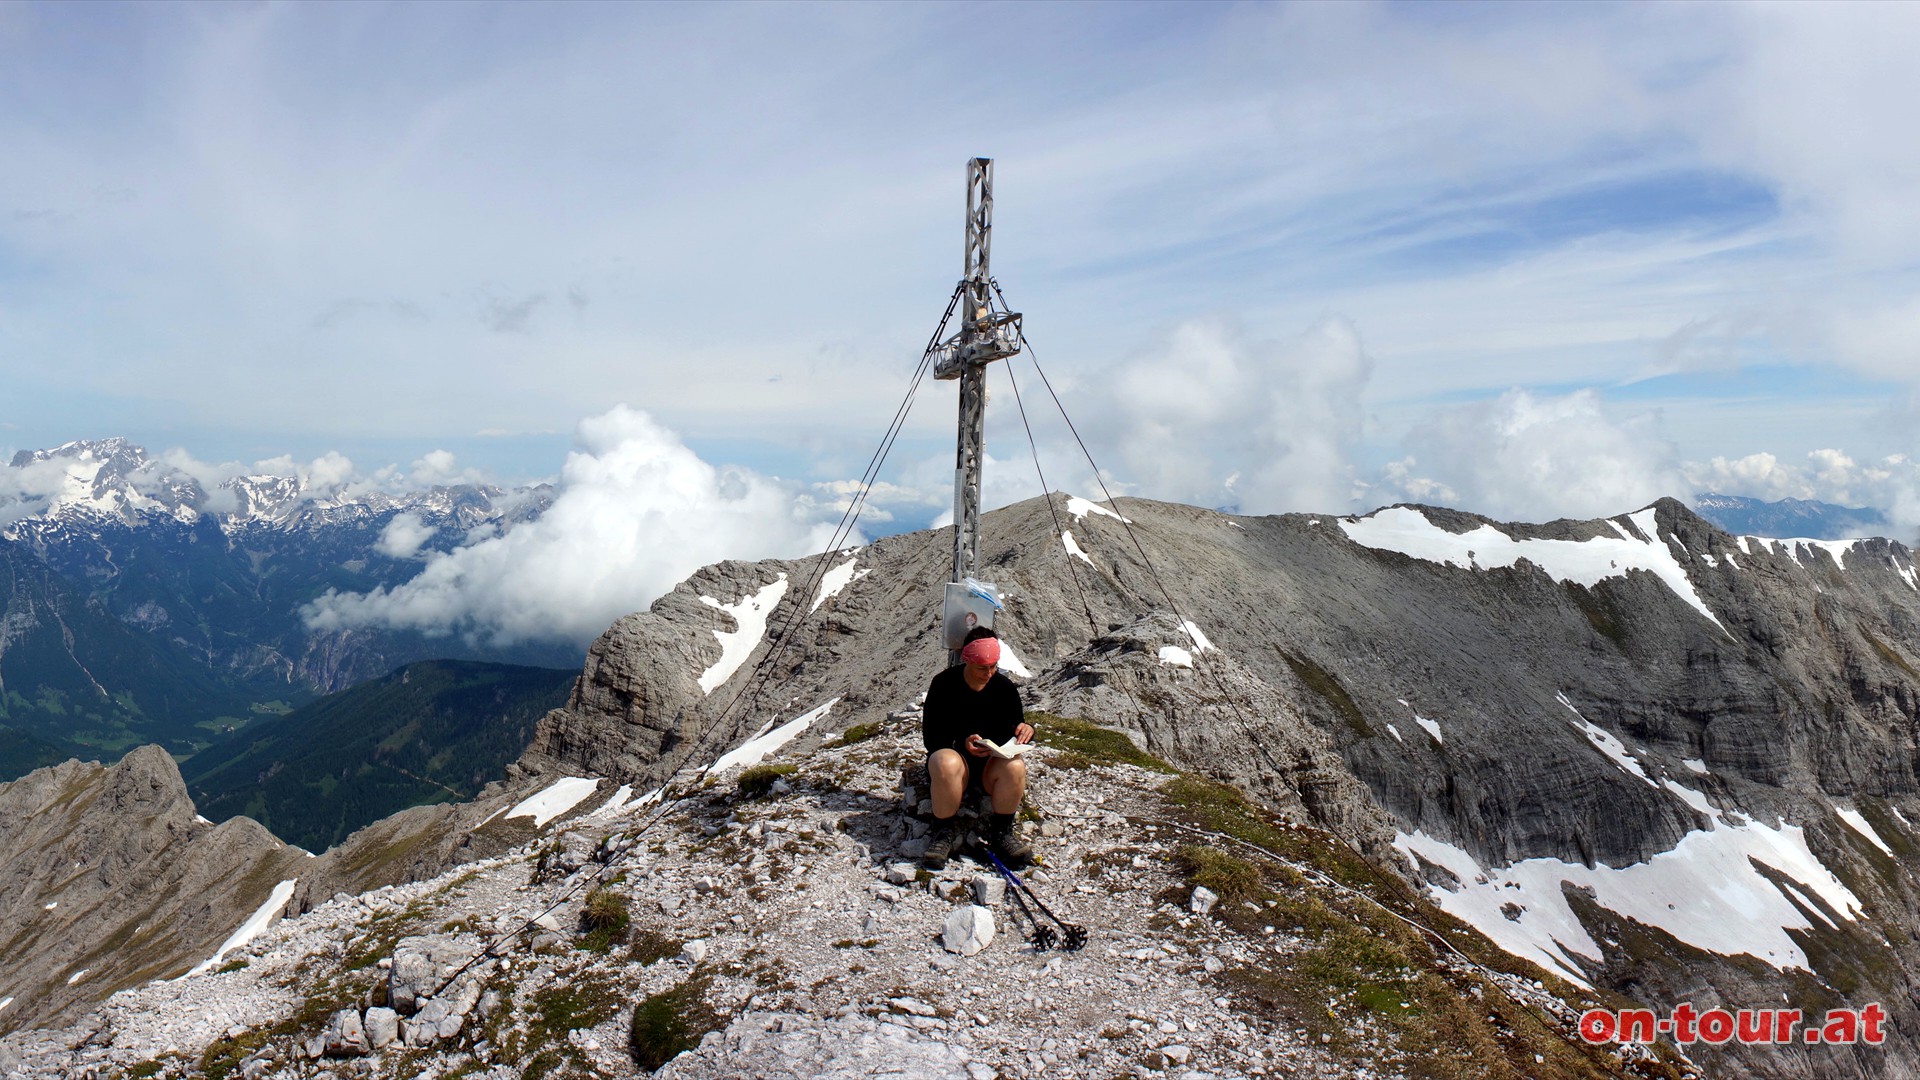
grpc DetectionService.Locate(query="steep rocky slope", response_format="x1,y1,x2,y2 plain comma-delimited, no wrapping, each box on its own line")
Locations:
0,746,310,1031
7,490,1920,1077
0,748,550,1034
0,703,1683,1080
509,492,1920,1077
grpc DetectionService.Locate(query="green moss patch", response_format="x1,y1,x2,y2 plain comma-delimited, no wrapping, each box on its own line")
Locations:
1174,844,1266,907
630,974,726,1070
737,763,798,798
1278,650,1372,738
837,721,881,745
579,887,632,953
629,928,682,965
1027,711,1174,772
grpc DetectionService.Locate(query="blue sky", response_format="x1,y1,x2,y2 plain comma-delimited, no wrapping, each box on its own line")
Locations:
6,1,1920,541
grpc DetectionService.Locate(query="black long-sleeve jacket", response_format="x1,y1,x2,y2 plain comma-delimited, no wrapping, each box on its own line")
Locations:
921,665,1022,755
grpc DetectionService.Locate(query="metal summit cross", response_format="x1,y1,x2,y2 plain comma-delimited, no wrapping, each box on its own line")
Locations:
932,158,1023,664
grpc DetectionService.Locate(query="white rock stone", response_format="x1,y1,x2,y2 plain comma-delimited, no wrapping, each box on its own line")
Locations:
969,875,1005,906
363,1007,399,1050
942,906,995,956
321,1009,367,1057
1188,886,1219,916
680,939,710,965
389,935,476,1016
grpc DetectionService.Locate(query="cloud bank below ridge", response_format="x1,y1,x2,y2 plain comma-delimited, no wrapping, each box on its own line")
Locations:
302,406,845,646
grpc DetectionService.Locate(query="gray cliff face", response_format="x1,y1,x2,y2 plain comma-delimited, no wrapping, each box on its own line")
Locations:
0,747,542,1034
11,490,1920,1076
520,494,1920,871
512,492,1920,1077
0,746,308,1030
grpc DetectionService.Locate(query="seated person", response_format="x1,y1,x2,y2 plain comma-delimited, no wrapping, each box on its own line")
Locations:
920,626,1035,869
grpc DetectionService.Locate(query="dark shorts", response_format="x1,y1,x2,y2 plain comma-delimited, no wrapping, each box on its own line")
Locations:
928,748,989,793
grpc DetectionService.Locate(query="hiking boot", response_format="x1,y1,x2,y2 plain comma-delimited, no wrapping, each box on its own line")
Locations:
921,817,961,870
986,823,1035,869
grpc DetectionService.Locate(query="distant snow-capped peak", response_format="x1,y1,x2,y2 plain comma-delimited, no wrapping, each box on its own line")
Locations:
2,438,547,536
4,438,205,526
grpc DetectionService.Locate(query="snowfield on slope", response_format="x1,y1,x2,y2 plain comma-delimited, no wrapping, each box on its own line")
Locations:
1340,506,1726,632
697,576,790,694
1395,811,1864,988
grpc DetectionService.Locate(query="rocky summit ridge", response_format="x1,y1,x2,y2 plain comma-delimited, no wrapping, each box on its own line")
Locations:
6,491,1920,1078
0,697,1677,1080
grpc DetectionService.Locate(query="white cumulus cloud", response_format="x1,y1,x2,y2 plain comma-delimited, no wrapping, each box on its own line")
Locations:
1087,315,1373,515
302,405,846,645
376,512,436,559
1378,389,1690,522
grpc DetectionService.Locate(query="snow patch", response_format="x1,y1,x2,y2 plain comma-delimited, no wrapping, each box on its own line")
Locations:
1836,807,1894,856
1893,805,1913,829
195,815,212,825
586,784,633,820
0,997,10,1013
182,878,298,979
1395,818,1861,988
1178,621,1215,653
1386,723,1403,743
1338,506,1726,632
1065,495,1128,523
1558,694,1653,785
1796,539,1859,569
588,784,664,820
1414,716,1444,744
1662,779,1720,820
505,776,602,828
1061,531,1095,567
1682,758,1709,775
707,698,839,776
697,575,789,694
66,969,87,986
996,641,1033,679
1157,621,1215,668
43,901,56,910
810,559,868,613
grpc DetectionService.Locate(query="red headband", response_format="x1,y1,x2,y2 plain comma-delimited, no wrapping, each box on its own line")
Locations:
960,637,1001,667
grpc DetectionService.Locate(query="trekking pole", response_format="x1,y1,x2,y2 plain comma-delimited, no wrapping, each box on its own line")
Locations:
986,850,1088,951
995,867,1057,951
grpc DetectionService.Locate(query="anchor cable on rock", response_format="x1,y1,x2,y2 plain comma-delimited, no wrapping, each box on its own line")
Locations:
1003,351,1099,638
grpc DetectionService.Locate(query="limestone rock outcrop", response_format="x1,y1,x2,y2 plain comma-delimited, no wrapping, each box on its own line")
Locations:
0,746,307,1031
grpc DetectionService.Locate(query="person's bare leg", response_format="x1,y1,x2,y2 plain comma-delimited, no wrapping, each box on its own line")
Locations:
982,757,1027,814
927,749,967,818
